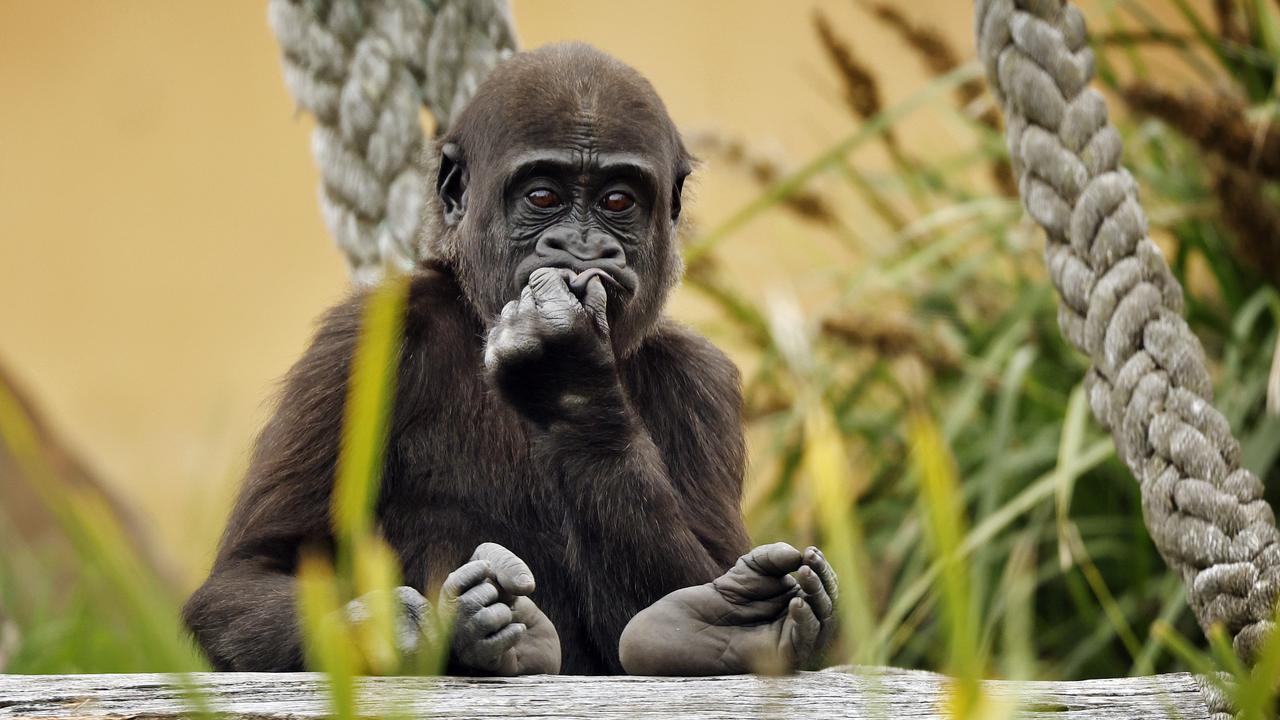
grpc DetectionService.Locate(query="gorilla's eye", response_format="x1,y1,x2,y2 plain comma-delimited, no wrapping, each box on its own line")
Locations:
600,191,635,213
526,188,562,209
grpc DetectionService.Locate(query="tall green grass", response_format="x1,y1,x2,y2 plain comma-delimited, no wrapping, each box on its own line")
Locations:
684,0,1280,705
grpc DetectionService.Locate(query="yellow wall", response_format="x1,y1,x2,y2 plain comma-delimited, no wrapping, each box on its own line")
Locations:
0,2,1188,582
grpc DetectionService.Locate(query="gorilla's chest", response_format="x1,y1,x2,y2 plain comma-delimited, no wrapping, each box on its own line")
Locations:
378,361,666,673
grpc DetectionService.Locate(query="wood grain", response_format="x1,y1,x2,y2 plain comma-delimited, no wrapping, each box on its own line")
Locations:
0,667,1211,719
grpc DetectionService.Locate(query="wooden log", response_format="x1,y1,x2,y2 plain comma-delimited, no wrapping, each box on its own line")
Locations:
0,668,1211,719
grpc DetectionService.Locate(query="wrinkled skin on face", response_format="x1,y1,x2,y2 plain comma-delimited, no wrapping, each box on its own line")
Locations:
431,43,688,359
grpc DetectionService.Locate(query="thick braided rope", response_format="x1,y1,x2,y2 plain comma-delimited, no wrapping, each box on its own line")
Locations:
267,0,516,284
976,0,1280,662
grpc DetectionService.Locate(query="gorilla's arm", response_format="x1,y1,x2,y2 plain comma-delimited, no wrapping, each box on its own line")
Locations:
486,269,838,674
183,299,360,671
185,282,558,674
485,270,742,667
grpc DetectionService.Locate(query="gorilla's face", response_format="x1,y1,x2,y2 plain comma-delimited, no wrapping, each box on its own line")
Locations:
434,43,690,357
504,148,653,319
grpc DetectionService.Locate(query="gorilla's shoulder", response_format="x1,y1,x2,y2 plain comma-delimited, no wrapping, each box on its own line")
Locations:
400,264,476,342
310,265,471,348
300,265,477,397
631,318,741,394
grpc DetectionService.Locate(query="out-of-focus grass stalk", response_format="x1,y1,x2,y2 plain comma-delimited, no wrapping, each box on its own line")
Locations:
836,157,908,232
873,438,1114,653
0,379,212,716
971,346,1037,633
1052,386,1087,569
834,200,1019,306
768,292,879,665
1129,580,1187,677
1151,620,1219,676
1205,624,1245,679
329,274,411,677
1252,0,1280,96
1268,333,1280,416
334,275,408,577
683,63,979,266
1062,525,1142,661
997,535,1037,682
1232,602,1280,719
287,272,420,711
298,554,357,720
1054,388,1142,662
909,410,988,717
803,399,879,665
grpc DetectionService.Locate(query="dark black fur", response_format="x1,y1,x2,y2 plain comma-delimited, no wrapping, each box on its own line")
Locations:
184,43,751,674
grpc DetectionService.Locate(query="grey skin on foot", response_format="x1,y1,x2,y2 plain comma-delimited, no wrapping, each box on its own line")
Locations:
619,542,838,675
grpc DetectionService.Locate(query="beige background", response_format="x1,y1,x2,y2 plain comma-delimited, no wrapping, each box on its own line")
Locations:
0,2,1191,583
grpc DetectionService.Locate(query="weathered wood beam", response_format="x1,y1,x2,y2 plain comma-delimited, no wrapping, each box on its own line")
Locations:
0,668,1211,719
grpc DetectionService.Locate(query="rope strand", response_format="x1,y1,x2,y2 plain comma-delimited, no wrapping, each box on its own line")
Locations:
267,0,517,284
976,0,1279,668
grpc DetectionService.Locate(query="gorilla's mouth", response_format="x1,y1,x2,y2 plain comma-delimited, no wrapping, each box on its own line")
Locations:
515,263,637,304
567,268,625,301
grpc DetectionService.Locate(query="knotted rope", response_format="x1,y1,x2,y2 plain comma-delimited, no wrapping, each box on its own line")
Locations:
267,0,517,284
976,0,1280,673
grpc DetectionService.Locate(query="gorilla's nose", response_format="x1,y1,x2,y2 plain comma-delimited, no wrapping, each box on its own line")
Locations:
536,227,624,264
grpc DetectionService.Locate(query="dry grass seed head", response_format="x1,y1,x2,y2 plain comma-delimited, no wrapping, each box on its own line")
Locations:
1124,82,1280,179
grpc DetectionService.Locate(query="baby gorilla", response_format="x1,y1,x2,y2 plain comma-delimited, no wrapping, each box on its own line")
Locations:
184,42,838,676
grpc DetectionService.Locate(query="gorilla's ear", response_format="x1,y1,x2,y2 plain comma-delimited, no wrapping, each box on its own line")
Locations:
437,142,468,227
670,168,690,223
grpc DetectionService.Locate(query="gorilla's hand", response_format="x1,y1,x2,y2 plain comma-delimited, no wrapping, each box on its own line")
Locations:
342,585,432,656
484,267,617,423
440,542,561,675
618,543,838,675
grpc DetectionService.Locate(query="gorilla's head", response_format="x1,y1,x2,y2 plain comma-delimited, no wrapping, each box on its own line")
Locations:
429,42,691,357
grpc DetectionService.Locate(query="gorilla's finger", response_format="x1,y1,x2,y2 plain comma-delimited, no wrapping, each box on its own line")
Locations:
475,622,526,662
470,602,515,635
471,542,536,596
499,299,520,323
782,596,820,666
796,565,833,621
568,268,620,296
715,544,802,603
517,285,537,316
742,542,804,576
509,594,543,625
528,268,577,309
581,276,609,334
804,546,840,606
527,267,564,286
528,267,571,298
455,580,500,615
441,560,490,603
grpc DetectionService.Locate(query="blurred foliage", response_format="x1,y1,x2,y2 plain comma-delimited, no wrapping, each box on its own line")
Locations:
1,2,1279,717
684,0,1280,686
